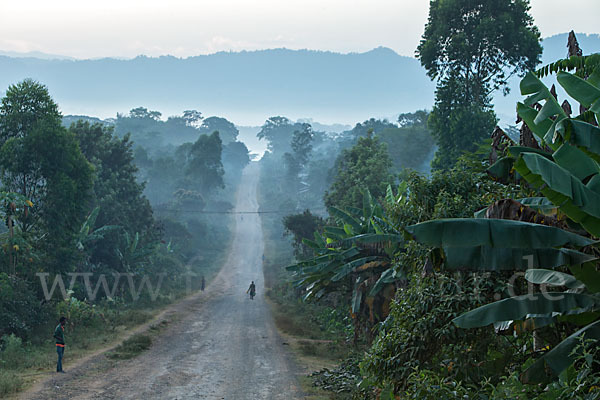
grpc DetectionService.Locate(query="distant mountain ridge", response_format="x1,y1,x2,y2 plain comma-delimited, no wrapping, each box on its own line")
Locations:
0,46,434,125
1,32,599,127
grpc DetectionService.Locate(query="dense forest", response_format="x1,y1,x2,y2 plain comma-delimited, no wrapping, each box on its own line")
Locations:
262,3,600,399
1,0,600,398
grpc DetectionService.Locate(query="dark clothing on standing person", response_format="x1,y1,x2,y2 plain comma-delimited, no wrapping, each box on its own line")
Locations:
54,323,65,372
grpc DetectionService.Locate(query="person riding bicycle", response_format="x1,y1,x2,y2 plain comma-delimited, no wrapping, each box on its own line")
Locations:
247,281,256,299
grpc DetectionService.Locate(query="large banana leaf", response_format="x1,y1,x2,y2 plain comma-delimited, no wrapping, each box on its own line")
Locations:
569,262,600,293
514,152,600,236
522,319,600,383
517,102,555,145
328,206,362,233
524,269,584,289
516,197,557,213
331,256,383,281
556,70,600,109
368,268,401,297
352,277,364,313
331,233,403,248
453,293,599,329
442,247,595,271
554,118,600,163
405,218,595,249
552,143,600,181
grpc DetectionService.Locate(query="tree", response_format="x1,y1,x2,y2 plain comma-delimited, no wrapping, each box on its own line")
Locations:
417,0,541,97
417,0,542,169
182,110,203,127
185,131,225,193
70,121,157,269
0,118,93,273
428,79,498,169
282,209,325,259
324,131,393,210
399,42,600,385
129,107,162,121
222,141,250,174
350,118,396,139
0,79,61,146
198,116,238,144
373,110,436,172
290,124,314,167
257,116,306,154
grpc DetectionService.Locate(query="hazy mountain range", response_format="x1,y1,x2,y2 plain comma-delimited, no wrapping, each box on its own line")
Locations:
1,32,599,129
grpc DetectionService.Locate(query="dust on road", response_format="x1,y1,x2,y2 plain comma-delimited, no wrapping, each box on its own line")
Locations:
23,163,304,400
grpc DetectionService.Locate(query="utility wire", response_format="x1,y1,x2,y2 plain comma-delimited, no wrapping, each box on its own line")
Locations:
153,209,326,214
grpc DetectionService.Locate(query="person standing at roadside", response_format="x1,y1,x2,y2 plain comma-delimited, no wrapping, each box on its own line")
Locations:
54,316,66,373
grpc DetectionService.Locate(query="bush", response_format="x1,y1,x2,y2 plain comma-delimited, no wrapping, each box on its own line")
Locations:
362,271,519,390
0,274,44,339
0,334,26,369
0,369,23,396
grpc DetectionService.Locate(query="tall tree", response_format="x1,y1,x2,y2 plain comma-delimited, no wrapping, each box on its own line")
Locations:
185,131,225,193
257,116,306,154
198,117,239,144
0,81,93,272
0,79,61,145
70,121,157,268
417,0,541,169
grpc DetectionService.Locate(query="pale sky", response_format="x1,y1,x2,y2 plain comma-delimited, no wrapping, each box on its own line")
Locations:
0,0,598,59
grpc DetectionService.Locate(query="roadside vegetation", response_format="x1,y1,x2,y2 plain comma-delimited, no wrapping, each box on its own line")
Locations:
259,2,600,398
0,82,248,396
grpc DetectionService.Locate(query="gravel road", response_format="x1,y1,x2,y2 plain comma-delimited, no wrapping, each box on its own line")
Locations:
23,163,303,400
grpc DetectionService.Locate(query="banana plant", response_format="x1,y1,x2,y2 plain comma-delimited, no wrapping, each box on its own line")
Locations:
287,189,405,330
115,231,155,273
75,207,121,251
404,46,600,383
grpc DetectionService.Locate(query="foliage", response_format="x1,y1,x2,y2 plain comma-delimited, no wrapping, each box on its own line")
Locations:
397,38,600,391
416,0,541,96
282,209,325,259
257,116,311,154
184,131,225,192
362,272,511,389
70,121,157,269
0,83,94,274
0,79,61,145
376,111,435,172
198,116,239,144
0,274,46,338
324,132,393,210
417,0,541,169
428,87,497,169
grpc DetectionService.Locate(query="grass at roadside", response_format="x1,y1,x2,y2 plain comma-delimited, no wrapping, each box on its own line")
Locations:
0,230,232,398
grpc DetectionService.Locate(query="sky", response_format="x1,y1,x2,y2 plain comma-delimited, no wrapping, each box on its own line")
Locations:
1,0,599,59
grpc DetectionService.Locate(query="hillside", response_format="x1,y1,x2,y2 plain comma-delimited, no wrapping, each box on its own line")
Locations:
0,47,433,126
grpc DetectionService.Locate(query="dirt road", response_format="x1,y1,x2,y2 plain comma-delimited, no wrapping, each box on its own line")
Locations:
24,163,303,399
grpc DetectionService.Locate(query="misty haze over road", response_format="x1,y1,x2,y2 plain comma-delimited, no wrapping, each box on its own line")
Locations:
24,163,303,400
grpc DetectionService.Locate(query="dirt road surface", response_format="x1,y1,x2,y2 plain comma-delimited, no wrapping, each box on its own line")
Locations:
23,163,304,400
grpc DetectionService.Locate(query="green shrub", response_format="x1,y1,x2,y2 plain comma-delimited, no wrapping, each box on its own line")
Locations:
362,272,520,390
0,369,23,396
0,334,26,369
0,274,45,339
